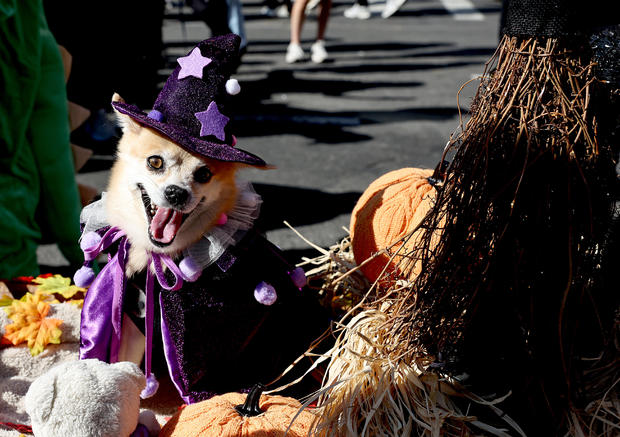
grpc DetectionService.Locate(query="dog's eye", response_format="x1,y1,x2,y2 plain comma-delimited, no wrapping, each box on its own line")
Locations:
194,166,212,183
147,155,164,170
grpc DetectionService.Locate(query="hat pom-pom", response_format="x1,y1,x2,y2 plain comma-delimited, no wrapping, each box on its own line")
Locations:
254,281,277,305
179,257,202,282
289,267,307,288
147,109,165,122
225,78,241,95
74,264,96,288
80,231,102,252
140,374,159,399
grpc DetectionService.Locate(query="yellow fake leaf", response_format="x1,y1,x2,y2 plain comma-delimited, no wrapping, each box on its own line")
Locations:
2,293,63,356
32,274,85,299
29,291,59,304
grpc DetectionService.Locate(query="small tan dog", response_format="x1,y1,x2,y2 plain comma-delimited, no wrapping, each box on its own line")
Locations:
78,35,325,404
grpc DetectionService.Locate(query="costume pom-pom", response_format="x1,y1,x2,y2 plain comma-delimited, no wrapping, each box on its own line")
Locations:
254,281,277,305
147,109,165,122
289,267,307,288
74,265,96,287
179,257,202,282
80,231,102,252
140,374,159,399
225,78,241,95
216,213,228,226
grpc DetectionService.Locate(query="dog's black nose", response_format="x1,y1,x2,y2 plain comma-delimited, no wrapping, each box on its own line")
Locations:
164,185,189,207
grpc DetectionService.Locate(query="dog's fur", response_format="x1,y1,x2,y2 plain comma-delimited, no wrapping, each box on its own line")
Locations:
106,94,255,275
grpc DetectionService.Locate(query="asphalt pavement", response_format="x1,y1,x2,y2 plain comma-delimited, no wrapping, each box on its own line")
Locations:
39,0,502,267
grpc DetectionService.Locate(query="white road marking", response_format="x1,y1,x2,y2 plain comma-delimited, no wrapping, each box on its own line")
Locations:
439,0,484,20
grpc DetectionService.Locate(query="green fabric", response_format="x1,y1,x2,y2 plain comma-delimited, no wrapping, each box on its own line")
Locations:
0,0,82,279
0,0,16,20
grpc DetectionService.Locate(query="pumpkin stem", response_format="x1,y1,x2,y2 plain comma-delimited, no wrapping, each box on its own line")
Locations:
235,383,264,417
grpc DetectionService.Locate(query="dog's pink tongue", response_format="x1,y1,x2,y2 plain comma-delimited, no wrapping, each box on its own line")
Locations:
150,207,183,244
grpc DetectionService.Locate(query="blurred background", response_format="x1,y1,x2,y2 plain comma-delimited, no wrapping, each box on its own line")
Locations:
34,0,503,271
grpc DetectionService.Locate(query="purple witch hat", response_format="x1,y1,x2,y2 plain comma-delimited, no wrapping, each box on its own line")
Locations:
112,34,266,167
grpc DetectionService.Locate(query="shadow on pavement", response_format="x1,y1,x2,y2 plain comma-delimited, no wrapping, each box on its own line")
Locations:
253,183,361,231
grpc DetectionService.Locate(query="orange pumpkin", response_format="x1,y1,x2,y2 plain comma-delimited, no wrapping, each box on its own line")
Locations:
159,384,316,437
350,167,437,283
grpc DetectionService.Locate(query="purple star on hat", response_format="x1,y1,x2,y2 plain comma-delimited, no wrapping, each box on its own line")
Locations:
177,47,212,80
195,101,229,141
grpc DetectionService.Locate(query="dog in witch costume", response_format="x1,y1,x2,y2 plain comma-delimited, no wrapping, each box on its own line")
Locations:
74,34,326,403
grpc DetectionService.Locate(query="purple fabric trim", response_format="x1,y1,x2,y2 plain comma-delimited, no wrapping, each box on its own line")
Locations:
82,226,125,262
159,293,191,403
216,250,237,272
79,227,128,362
141,265,156,398
141,252,187,398
151,253,185,291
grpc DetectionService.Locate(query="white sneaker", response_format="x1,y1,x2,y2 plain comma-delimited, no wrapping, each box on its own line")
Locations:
310,40,328,63
275,4,289,17
286,43,306,63
381,0,406,18
344,4,371,19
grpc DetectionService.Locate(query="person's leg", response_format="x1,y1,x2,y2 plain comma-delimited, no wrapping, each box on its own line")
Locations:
316,0,332,41
289,0,309,45
286,0,309,62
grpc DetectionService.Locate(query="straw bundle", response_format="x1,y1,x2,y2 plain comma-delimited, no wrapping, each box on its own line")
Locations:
295,231,370,317
309,307,527,437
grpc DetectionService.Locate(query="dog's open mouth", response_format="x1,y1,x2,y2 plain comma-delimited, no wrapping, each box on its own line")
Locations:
138,184,189,247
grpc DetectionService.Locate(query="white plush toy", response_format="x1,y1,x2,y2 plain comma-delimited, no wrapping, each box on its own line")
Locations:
24,359,160,437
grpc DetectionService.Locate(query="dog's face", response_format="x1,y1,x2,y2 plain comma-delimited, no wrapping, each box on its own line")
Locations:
106,95,241,270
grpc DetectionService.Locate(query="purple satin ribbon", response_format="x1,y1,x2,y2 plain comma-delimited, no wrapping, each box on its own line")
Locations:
79,226,193,399
80,227,128,363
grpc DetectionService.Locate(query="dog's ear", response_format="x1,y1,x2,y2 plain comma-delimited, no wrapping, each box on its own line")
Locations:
111,93,141,134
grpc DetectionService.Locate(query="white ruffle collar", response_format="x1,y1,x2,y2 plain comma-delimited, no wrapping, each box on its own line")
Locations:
80,180,261,270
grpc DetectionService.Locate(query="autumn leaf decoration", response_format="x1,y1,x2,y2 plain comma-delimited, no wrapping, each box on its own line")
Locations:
2,293,63,356
32,274,85,306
